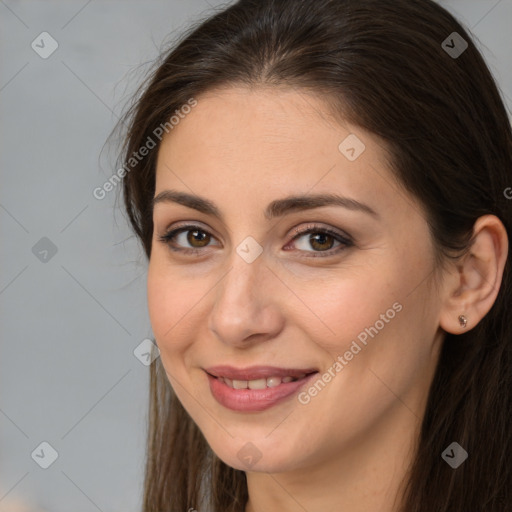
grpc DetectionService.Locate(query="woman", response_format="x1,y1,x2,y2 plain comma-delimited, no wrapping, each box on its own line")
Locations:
114,0,512,510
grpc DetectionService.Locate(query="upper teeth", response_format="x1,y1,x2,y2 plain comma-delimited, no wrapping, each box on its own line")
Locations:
220,374,306,390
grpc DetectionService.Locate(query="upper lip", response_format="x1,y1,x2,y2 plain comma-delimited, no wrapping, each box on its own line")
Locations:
204,365,318,381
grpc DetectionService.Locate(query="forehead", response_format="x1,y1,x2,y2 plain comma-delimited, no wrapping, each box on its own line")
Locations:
162,86,346,151
156,86,386,181
154,86,411,227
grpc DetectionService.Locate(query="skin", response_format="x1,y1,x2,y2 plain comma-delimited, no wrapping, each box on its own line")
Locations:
147,86,508,512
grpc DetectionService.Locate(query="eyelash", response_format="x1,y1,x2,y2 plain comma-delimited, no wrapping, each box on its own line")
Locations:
157,223,353,258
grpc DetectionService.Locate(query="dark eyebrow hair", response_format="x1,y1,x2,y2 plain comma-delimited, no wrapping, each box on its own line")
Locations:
152,189,379,220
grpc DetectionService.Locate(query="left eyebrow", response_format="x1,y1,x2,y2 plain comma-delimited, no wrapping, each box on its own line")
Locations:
152,190,380,221
265,193,380,220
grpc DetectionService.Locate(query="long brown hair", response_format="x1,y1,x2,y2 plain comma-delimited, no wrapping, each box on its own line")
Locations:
113,0,512,510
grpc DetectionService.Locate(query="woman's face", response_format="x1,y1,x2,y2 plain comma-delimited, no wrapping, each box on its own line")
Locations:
148,86,445,473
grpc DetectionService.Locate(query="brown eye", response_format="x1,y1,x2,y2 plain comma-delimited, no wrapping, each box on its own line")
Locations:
308,232,336,251
158,225,220,253
292,230,340,252
288,225,353,256
186,229,210,247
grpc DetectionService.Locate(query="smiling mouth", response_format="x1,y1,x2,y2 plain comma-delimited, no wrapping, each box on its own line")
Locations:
204,365,318,384
213,373,311,389
203,365,318,412
204,366,319,412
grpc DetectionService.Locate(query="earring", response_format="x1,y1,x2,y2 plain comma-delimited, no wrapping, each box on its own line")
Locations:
458,314,467,328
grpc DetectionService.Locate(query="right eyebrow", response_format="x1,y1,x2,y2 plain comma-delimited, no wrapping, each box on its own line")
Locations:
152,189,380,221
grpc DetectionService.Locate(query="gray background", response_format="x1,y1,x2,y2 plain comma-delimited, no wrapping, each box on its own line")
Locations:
1,1,511,511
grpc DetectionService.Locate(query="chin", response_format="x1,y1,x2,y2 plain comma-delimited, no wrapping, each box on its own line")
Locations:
204,428,309,473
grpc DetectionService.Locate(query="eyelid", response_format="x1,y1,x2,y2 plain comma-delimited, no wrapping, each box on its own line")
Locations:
158,222,220,253
158,221,353,256
288,222,352,242
284,223,353,257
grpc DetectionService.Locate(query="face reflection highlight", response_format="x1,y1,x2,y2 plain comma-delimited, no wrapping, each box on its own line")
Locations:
147,86,444,478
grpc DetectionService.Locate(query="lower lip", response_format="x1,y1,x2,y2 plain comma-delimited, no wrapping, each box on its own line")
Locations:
206,373,317,412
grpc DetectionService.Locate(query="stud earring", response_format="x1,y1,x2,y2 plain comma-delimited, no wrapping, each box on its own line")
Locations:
458,314,467,328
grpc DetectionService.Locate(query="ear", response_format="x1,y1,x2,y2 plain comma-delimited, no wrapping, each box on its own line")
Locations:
439,214,508,334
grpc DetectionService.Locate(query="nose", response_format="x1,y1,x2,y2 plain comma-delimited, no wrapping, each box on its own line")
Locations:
208,250,285,348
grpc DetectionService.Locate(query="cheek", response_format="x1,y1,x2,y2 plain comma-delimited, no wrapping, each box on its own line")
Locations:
301,264,436,420
312,239,432,358
147,263,173,341
292,256,428,411
146,259,206,354
289,267,399,356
